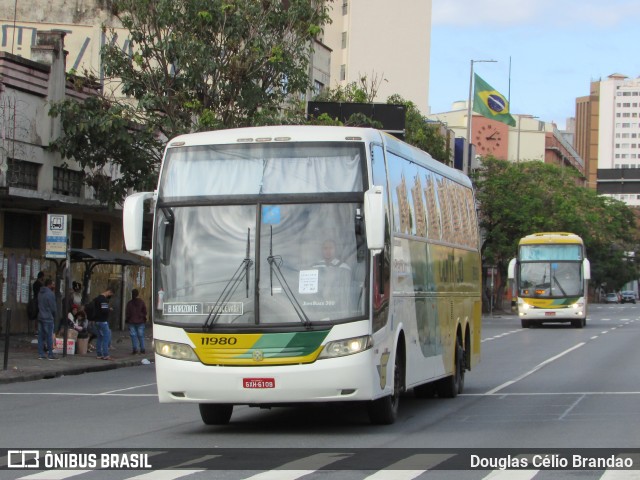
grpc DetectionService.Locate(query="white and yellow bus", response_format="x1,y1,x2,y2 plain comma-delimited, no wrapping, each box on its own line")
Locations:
123,126,482,425
508,232,590,328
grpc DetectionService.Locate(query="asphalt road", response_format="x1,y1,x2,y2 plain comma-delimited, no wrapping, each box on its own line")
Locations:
1,305,639,479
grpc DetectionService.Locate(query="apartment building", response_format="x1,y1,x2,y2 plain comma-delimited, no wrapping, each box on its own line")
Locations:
324,0,432,113
576,74,640,205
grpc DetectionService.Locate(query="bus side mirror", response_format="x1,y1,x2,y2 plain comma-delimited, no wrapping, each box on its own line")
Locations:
123,191,154,258
364,186,385,255
583,258,591,280
507,258,517,280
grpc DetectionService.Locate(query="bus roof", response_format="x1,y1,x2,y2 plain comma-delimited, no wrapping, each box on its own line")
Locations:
165,125,472,188
519,232,584,245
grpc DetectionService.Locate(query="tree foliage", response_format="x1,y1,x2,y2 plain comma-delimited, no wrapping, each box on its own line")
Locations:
49,0,331,206
473,157,639,297
386,95,449,164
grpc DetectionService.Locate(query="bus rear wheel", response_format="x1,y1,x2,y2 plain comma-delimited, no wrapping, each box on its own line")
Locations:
368,353,403,425
199,404,233,425
436,338,464,398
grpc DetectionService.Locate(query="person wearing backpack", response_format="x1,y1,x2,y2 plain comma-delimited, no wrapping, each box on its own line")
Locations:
93,287,115,360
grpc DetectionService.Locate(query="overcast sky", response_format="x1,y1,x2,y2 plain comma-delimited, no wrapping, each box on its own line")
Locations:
428,0,640,129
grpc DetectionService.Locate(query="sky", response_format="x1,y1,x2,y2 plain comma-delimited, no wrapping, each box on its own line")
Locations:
428,0,640,130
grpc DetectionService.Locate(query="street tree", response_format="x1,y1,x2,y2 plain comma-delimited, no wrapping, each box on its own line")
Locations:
49,0,331,206
473,157,639,307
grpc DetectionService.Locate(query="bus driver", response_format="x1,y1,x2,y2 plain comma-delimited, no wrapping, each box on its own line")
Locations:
311,240,352,311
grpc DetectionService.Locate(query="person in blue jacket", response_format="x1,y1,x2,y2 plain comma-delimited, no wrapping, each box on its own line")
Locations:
37,278,58,360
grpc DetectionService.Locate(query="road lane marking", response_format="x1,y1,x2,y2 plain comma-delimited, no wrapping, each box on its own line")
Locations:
485,343,585,395
483,470,538,479
243,453,353,480
0,392,157,397
559,393,586,420
363,454,454,479
125,470,204,480
101,383,157,394
17,471,91,479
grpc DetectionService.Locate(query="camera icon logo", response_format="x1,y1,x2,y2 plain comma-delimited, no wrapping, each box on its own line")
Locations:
8,450,40,469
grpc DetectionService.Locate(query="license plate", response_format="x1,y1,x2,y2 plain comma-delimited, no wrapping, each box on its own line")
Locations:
243,378,275,389
545,312,556,316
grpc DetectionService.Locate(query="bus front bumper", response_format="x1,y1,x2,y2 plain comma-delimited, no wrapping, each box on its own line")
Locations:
154,350,381,404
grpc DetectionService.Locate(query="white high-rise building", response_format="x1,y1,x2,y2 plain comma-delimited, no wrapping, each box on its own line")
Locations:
575,74,640,205
323,0,432,114
599,74,640,169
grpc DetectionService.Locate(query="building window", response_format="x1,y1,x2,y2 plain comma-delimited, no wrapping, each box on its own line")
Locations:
342,2,348,15
53,167,83,197
313,80,324,96
7,158,39,190
341,31,347,49
3,212,41,249
91,221,111,250
71,218,85,249
340,64,346,81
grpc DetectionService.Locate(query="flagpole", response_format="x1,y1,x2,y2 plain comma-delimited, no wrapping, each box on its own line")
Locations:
465,59,496,175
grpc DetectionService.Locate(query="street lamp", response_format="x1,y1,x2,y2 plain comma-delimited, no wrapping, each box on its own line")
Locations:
465,59,497,174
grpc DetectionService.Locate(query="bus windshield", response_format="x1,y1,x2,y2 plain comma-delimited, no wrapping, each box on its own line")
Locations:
159,142,363,197
154,142,368,327
519,261,583,298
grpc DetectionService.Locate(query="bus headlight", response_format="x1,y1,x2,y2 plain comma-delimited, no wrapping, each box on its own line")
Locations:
572,302,584,309
155,340,199,362
318,335,373,359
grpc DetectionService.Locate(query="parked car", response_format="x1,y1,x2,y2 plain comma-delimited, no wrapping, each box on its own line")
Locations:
605,293,620,304
621,291,636,304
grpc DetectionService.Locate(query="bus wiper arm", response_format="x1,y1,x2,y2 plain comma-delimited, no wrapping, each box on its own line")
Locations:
267,226,312,328
552,274,567,296
203,229,253,331
267,254,312,328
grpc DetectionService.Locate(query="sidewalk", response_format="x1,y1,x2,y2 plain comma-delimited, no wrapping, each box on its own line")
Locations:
0,328,154,385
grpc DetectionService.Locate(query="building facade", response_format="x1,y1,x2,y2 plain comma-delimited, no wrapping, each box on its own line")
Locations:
323,0,432,113
430,104,585,179
576,74,640,205
0,31,149,333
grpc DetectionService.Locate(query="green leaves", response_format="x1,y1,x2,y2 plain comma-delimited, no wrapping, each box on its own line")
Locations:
473,158,639,290
49,0,331,205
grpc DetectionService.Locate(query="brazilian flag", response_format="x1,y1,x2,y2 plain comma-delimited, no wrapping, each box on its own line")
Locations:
472,74,516,126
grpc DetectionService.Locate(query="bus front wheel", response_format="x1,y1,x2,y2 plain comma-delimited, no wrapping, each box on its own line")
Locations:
199,404,233,425
368,353,403,425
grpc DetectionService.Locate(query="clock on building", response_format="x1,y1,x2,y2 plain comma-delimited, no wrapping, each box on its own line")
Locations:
474,124,502,155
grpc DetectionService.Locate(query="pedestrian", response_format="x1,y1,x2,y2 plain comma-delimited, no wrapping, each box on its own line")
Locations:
93,287,115,360
33,271,44,297
125,289,148,354
37,278,58,360
29,271,45,332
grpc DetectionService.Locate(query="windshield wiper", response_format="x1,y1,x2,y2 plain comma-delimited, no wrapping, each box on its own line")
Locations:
552,273,567,296
266,226,312,329
203,228,253,331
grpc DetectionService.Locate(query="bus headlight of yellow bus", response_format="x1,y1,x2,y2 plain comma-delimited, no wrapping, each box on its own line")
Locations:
155,340,199,361
318,335,373,359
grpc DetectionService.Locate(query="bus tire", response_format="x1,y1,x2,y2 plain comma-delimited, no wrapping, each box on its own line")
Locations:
437,338,464,398
572,318,586,328
368,352,403,425
199,404,233,425
521,319,531,328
